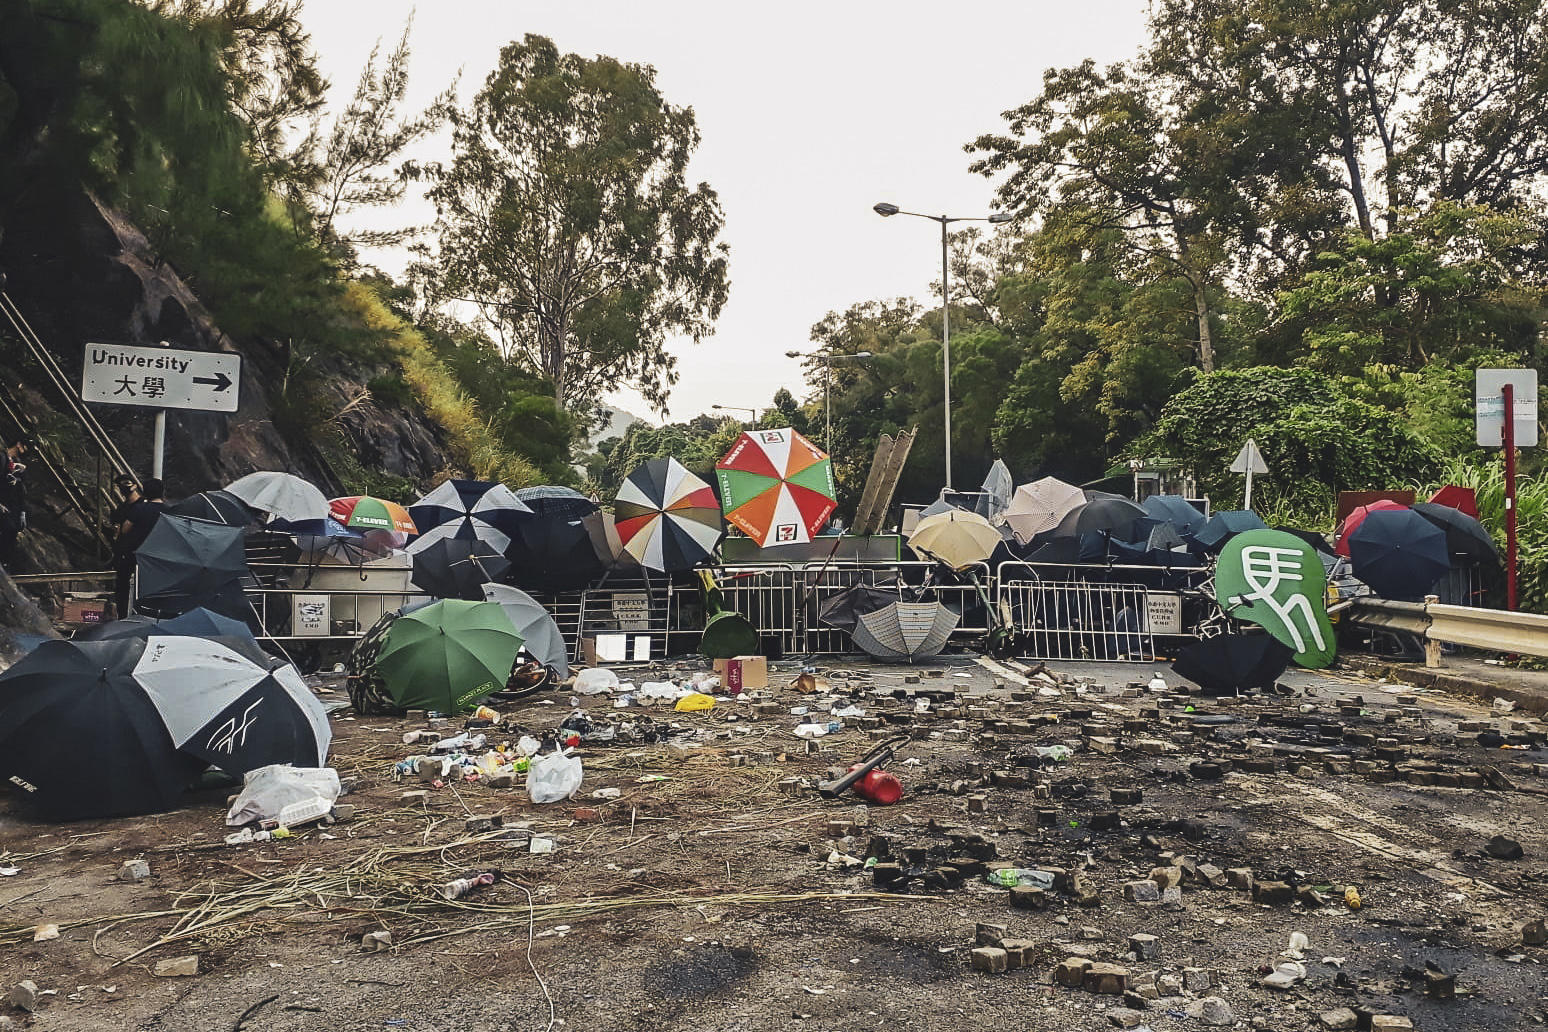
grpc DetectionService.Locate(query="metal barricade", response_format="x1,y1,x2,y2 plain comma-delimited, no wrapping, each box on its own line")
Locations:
994,561,1212,662
684,565,803,656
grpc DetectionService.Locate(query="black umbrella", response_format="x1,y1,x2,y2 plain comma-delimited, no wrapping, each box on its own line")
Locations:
817,581,903,632
411,537,511,600
1191,510,1268,552
1347,508,1450,601
505,487,604,592
165,490,257,527
135,515,251,617
1411,502,1501,568
1046,495,1146,541
1274,525,1335,556
1171,634,1294,696
1141,494,1208,538
0,638,202,820
406,479,532,556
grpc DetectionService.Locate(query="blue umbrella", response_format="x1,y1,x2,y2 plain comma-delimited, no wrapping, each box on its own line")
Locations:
1348,509,1450,601
1141,495,1208,539
1192,510,1268,552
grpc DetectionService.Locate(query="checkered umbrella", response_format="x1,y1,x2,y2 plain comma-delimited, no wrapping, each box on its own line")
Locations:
615,458,723,572
715,427,836,547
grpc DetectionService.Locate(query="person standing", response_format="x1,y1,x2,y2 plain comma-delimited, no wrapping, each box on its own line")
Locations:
113,477,164,618
0,435,34,570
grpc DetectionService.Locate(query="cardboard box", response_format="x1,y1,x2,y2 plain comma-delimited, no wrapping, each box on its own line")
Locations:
713,655,767,692
59,595,110,625
581,634,651,665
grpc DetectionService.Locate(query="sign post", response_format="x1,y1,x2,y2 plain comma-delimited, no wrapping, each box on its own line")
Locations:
1475,369,1537,611
80,342,241,480
1229,438,1269,510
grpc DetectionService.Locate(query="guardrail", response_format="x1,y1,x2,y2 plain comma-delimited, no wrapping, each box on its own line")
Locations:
1348,597,1548,659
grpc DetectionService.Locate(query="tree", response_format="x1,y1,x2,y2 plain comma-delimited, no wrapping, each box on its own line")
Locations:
1137,366,1442,521
421,34,730,414
284,20,455,256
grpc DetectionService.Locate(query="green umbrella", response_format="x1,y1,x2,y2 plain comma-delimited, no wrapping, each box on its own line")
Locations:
374,600,524,713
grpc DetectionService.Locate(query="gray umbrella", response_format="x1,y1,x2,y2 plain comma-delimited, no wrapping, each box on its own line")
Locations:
481,583,569,679
851,600,959,663
135,515,251,618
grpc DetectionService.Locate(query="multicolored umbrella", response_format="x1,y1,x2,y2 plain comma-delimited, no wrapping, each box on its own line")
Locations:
330,495,417,552
615,458,723,572
406,479,531,556
715,427,836,547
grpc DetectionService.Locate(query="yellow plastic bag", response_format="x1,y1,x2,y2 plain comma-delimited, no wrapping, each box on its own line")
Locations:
675,692,715,712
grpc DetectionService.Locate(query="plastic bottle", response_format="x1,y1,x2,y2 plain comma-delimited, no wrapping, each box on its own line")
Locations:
984,868,1056,889
439,870,498,900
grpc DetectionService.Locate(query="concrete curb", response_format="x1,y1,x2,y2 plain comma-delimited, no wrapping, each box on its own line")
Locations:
1340,655,1548,716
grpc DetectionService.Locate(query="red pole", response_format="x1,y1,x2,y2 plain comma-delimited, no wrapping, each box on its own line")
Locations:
1504,383,1518,611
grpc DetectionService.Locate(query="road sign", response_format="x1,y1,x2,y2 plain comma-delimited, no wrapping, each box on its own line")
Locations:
1475,368,1538,447
81,343,241,414
1229,439,1269,475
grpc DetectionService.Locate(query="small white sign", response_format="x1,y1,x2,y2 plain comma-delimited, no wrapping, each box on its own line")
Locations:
81,342,241,413
1145,592,1183,635
1229,439,1269,475
1476,368,1538,447
293,594,329,637
612,592,650,631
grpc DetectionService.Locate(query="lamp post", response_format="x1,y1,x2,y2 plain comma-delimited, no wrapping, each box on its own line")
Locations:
786,350,873,450
710,404,758,427
873,202,1012,491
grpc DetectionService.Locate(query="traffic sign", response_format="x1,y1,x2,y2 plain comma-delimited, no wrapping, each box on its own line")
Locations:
1229,439,1269,475
1475,368,1538,447
81,343,241,414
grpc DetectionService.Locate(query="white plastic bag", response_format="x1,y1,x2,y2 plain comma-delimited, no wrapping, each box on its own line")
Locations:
575,669,621,695
527,748,584,803
225,765,340,826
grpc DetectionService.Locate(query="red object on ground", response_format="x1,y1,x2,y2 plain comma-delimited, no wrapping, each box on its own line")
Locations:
1335,499,1408,556
1428,485,1479,520
852,767,903,805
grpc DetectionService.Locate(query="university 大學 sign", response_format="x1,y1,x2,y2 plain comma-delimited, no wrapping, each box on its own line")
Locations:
80,342,241,414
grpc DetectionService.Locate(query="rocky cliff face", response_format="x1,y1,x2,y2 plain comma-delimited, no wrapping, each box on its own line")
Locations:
0,190,457,573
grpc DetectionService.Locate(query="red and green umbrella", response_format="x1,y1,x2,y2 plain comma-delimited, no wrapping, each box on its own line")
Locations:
330,495,417,550
715,427,836,546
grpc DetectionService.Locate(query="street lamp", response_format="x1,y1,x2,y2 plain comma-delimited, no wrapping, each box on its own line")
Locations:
710,404,758,426
786,350,874,451
873,202,1013,490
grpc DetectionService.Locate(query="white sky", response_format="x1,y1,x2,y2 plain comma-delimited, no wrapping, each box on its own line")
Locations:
300,0,1152,425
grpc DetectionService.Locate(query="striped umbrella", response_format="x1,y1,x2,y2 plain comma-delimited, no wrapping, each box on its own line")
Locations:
851,600,959,663
406,479,532,556
715,427,836,547
615,458,723,572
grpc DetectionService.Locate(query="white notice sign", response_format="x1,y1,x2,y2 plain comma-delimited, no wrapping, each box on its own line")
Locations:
1475,368,1538,447
1145,592,1183,635
81,343,241,413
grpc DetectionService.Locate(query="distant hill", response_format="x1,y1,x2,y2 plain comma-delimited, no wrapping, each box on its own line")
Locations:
589,405,647,448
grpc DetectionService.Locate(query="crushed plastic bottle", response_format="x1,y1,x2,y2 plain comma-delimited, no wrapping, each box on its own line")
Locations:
1344,886,1362,910
440,870,498,900
984,868,1056,889
1148,672,1168,693
1035,745,1073,762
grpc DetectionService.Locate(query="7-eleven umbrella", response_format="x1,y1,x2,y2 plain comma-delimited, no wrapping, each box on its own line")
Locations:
615,458,724,572
330,496,417,551
715,427,836,546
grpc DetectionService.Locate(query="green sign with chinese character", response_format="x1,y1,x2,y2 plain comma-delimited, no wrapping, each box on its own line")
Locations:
1216,529,1336,669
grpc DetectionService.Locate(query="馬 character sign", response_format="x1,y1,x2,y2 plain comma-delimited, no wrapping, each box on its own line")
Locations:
1216,529,1335,669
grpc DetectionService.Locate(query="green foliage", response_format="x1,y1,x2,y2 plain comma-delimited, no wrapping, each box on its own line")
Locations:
590,416,743,500
1139,367,1442,525
366,372,414,409
1423,457,1548,613
420,34,730,413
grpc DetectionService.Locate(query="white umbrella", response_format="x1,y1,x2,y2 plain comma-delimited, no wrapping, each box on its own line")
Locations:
225,472,330,525
1003,477,1086,544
